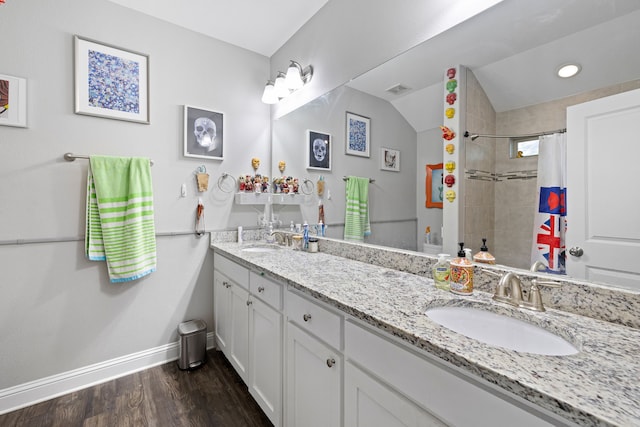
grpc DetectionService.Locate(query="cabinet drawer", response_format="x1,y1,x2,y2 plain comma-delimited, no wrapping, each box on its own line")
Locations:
286,290,342,350
250,271,283,310
214,253,249,289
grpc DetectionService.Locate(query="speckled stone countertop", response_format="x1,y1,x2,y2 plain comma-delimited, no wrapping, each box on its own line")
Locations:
211,239,640,427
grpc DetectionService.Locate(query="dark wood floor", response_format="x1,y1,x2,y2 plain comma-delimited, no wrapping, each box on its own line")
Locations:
0,350,273,427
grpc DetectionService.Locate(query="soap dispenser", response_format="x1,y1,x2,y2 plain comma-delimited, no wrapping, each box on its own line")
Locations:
473,238,496,264
432,254,450,291
450,242,473,295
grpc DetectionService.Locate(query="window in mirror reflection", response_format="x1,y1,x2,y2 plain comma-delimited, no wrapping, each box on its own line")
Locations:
510,137,539,158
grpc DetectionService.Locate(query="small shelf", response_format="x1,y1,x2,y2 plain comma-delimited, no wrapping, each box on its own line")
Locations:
234,193,310,205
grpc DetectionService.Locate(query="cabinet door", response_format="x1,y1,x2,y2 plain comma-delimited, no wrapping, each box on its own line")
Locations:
286,323,341,427
229,282,249,382
213,272,231,353
345,362,446,427
249,298,282,427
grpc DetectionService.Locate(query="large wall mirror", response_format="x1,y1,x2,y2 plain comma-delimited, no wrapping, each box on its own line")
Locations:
270,0,640,287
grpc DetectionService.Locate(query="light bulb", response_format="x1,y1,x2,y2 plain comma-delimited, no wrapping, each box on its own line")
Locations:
261,81,278,104
274,72,290,98
285,61,304,90
557,63,581,78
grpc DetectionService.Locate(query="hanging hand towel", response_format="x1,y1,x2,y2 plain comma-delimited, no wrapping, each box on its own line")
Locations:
344,176,371,242
86,156,157,283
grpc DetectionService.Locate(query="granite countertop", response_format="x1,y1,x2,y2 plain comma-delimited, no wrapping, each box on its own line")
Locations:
211,241,640,427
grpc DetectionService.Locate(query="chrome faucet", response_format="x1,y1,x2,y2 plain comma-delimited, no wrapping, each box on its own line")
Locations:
270,231,291,246
492,272,561,312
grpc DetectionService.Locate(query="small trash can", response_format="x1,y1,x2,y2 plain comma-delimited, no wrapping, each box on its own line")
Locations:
178,319,207,370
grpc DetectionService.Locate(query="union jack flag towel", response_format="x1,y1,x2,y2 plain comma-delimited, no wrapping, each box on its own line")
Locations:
531,133,567,274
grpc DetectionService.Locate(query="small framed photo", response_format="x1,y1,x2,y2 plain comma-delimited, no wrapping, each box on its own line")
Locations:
74,35,150,124
0,74,27,128
380,147,400,172
184,105,224,160
307,130,331,170
426,163,444,209
345,112,370,157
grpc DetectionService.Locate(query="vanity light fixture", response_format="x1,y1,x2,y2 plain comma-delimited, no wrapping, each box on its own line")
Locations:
557,63,581,78
262,60,313,103
261,80,278,104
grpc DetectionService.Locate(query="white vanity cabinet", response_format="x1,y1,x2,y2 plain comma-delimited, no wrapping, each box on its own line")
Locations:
213,254,284,427
285,290,343,427
344,320,576,427
248,272,283,427
213,254,250,381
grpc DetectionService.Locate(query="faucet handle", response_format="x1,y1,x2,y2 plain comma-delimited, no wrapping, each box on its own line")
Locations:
527,279,561,311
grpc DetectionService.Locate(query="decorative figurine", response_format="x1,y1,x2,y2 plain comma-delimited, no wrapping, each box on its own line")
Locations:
444,174,456,187
446,93,457,105
445,107,455,119
278,160,286,173
238,175,246,192
446,79,457,93
447,68,456,79
445,161,456,173
445,190,456,202
251,157,260,171
440,126,456,141
445,143,455,154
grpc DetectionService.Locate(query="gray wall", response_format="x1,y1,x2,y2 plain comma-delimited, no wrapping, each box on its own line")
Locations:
272,86,418,250
0,0,269,390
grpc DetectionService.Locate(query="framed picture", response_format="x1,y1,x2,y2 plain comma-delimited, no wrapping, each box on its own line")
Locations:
0,74,27,128
74,35,149,124
426,163,444,208
307,130,331,170
345,112,370,157
184,105,224,160
380,147,400,171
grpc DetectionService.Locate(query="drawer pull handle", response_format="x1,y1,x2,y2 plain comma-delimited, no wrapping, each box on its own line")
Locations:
246,300,253,306
223,281,231,288
303,314,312,322
258,286,265,293
326,358,336,368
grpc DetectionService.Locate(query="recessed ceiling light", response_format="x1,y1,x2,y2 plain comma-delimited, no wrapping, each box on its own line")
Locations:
557,63,581,78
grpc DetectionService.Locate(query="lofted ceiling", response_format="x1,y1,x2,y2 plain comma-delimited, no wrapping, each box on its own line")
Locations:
105,0,330,57
106,0,640,132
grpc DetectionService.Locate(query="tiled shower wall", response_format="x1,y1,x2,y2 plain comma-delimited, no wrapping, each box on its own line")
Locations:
465,72,640,270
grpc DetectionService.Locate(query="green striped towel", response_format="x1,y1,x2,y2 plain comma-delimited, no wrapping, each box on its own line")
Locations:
86,156,157,283
344,176,371,242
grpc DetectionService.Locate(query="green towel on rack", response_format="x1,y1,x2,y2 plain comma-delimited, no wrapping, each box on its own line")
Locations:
86,156,157,283
344,176,371,242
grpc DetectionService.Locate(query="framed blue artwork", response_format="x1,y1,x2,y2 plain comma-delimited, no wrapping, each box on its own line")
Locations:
345,112,370,157
74,35,150,124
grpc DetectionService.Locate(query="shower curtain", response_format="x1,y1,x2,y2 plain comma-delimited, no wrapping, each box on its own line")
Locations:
531,133,567,274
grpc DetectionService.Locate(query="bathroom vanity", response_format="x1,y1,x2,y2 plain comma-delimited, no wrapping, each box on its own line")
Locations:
211,236,640,427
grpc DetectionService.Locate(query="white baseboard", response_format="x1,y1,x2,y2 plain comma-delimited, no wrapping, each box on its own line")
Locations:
0,332,216,415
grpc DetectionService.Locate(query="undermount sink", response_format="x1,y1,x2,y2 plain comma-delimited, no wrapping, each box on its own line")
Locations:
426,305,579,356
241,244,282,253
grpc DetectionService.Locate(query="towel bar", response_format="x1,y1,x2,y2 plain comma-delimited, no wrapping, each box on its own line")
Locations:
64,152,154,166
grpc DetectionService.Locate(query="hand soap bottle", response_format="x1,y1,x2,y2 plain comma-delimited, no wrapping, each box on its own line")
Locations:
473,238,496,264
432,254,450,291
450,243,473,295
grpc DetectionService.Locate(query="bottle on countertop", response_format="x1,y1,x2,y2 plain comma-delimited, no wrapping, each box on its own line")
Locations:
473,238,496,264
432,253,451,291
450,242,473,295
424,226,432,244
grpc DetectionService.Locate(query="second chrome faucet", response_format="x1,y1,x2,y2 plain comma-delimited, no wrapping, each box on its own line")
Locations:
492,271,560,312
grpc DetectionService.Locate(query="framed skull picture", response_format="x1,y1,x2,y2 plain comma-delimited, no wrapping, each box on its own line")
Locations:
307,130,331,171
184,105,224,160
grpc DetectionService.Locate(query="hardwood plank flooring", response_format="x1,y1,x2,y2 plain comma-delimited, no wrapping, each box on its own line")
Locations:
0,350,273,427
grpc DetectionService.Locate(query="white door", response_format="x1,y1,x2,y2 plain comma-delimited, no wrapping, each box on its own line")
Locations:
566,88,640,289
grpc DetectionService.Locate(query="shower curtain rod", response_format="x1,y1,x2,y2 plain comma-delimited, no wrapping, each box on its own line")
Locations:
64,152,154,166
463,128,566,141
